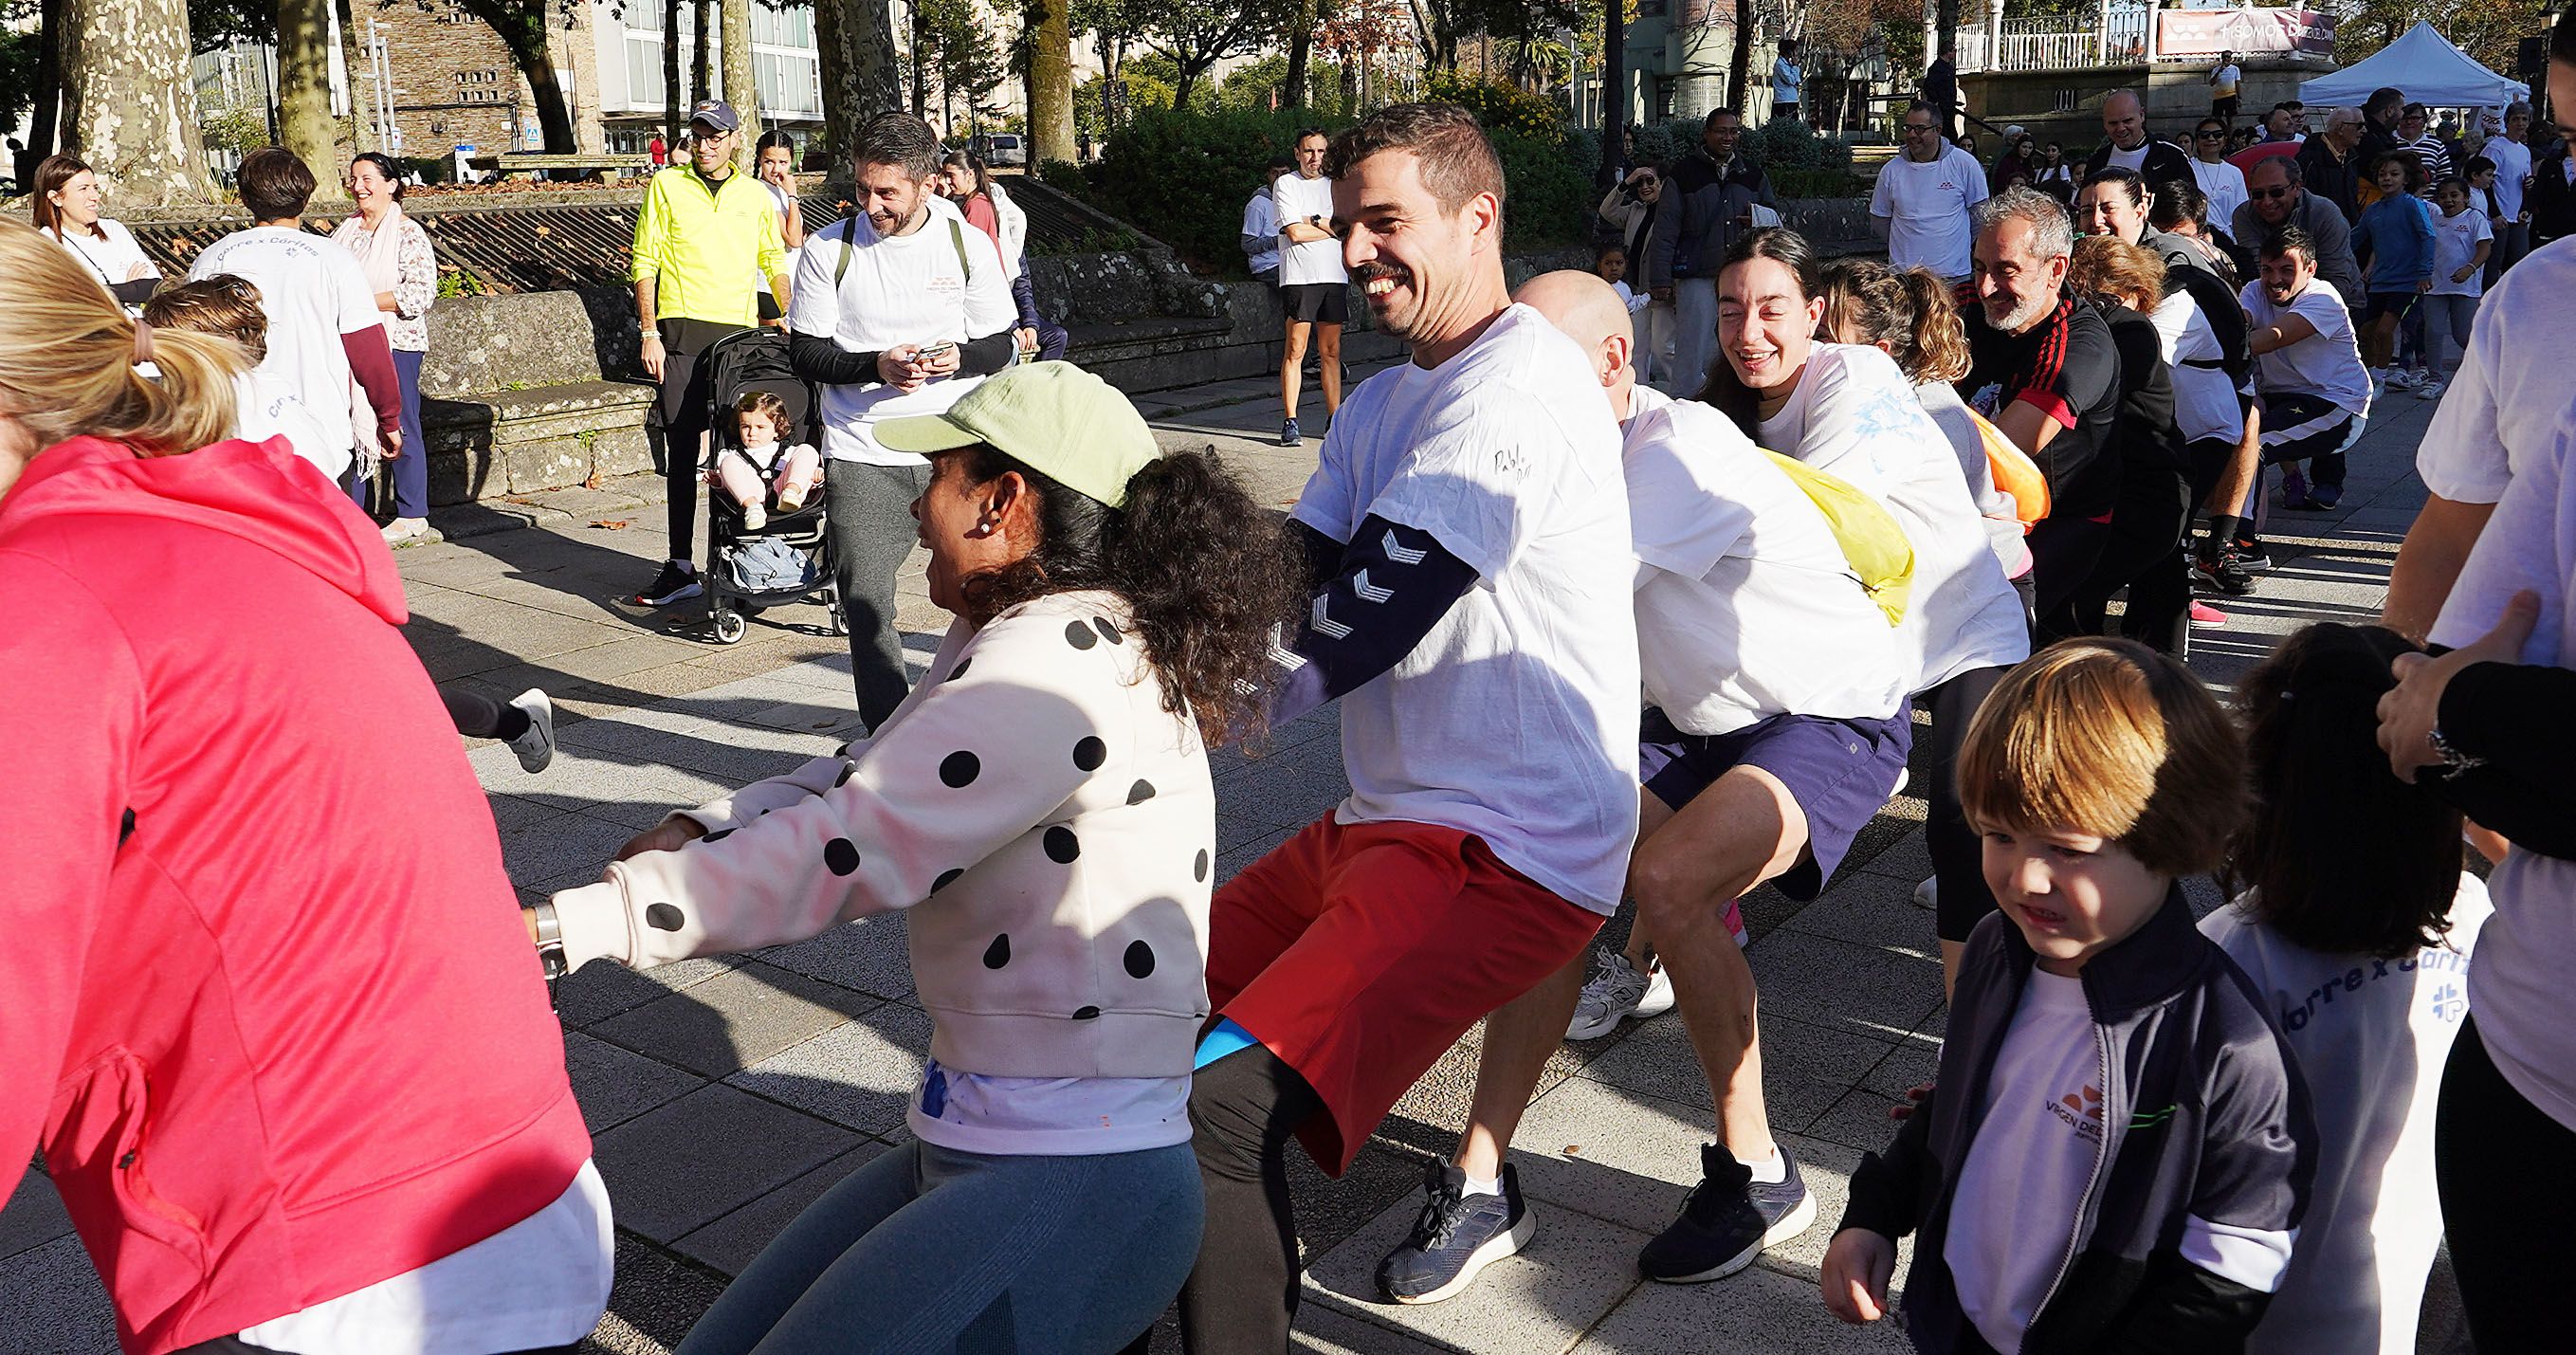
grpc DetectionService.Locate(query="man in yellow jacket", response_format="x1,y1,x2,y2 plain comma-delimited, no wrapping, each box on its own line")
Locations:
630,98,789,608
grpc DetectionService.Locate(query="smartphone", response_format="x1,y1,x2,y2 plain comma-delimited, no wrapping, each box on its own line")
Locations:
916,340,957,359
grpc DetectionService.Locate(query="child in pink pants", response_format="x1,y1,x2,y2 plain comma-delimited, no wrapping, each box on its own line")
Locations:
711,391,821,531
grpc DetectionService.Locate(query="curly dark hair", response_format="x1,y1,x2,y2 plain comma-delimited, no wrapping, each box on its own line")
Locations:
2227,623,2462,959
955,446,1303,747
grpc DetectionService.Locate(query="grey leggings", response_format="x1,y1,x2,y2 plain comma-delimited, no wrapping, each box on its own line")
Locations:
827,461,933,731
679,1139,1202,1355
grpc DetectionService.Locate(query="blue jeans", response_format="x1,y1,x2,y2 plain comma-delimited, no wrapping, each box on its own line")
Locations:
340,348,429,519
679,1140,1202,1355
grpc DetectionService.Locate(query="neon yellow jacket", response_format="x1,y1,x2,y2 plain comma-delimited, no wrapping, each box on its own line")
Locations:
630,164,786,326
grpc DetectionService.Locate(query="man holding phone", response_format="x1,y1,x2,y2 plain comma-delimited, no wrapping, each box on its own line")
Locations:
788,111,1017,729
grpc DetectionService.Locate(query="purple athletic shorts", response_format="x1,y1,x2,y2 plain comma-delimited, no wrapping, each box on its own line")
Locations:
1637,706,1912,901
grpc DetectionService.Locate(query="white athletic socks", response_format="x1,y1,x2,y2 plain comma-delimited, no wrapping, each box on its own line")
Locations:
1737,1145,1788,1185
1461,1169,1504,1198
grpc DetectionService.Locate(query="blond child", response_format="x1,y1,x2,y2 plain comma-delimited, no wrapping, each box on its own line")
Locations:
710,391,821,531
1821,638,2316,1351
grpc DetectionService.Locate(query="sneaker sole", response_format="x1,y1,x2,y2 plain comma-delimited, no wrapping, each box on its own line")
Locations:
1645,1190,1819,1285
1387,1208,1539,1306
638,582,705,608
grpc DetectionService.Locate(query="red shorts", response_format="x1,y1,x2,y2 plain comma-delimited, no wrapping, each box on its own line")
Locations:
1208,815,1604,1175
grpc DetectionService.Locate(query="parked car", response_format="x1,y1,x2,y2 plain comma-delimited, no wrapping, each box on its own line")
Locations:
975,133,1026,167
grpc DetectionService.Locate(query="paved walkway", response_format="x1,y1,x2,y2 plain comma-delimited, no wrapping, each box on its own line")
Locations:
0,370,2471,1355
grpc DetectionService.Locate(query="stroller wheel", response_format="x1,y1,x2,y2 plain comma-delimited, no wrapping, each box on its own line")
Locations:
712,609,749,645
828,602,849,636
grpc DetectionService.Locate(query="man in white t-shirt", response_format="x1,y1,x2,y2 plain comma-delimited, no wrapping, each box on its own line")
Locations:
1272,128,1349,447
187,147,401,501
1371,268,1911,1306
1873,100,1990,280
2210,51,2242,122
2486,101,2536,274
787,112,1015,730
1240,153,1292,288
2084,89,2194,189
1172,105,1638,1354
2241,225,2371,549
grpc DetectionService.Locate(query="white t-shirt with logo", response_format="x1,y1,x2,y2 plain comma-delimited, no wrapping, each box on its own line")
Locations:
2201,879,2490,1355
234,371,343,482
1272,172,1348,287
1946,968,2103,1355
1621,386,1907,736
787,194,1018,467
2189,156,2251,238
1871,145,1990,278
1291,304,1638,912
2240,277,2372,418
2212,63,2242,97
1756,343,2030,693
2486,136,2532,221
2429,206,2494,297
188,226,383,456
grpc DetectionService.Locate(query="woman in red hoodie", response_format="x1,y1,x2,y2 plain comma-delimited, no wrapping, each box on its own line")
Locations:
0,218,608,1355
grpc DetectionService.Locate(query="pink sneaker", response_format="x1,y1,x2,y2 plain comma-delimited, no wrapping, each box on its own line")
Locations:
2190,601,2230,627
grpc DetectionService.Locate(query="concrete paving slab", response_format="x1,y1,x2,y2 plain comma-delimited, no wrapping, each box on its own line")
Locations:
0,1233,116,1354
0,1172,73,1263
553,954,745,1027
722,1001,938,1137
1778,873,1945,959
1575,1003,1898,1140
590,1082,862,1242
564,1029,707,1135
755,912,917,1000
1745,931,1946,1047
1570,1260,1911,1354
673,1143,890,1276
1305,1190,1651,1355
590,961,883,1078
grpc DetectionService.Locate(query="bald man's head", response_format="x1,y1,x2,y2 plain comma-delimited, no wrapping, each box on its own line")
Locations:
1513,268,1635,415
2103,90,2147,150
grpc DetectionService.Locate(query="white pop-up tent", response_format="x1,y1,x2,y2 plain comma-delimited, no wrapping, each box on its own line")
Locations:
2300,21,2529,109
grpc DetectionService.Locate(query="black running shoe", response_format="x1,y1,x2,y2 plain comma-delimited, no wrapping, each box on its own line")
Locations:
1637,1144,1818,1284
1375,1161,1536,1305
633,558,703,608
2192,547,2256,596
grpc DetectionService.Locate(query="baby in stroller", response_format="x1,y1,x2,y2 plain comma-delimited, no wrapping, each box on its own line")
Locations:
708,391,822,532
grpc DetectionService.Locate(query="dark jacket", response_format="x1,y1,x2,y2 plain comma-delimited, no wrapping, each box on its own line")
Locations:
1644,148,1778,290
2084,138,2196,197
2139,229,2251,388
2295,136,2362,223
2430,660,2576,858
2531,149,2576,248
1839,893,2317,1355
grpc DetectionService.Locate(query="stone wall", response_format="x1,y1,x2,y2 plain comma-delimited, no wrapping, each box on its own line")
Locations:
1964,57,2325,154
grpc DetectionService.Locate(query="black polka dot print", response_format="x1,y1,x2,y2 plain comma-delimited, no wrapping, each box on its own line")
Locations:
702,828,734,843
1195,849,1211,882
949,657,972,681
1126,779,1156,804
833,762,855,788
934,868,964,891
1073,736,1107,771
1064,620,1097,650
940,750,981,788
1071,1005,1102,1020
1092,617,1123,645
1044,826,1081,863
646,903,685,931
983,934,1012,968
1124,939,1156,979
824,838,861,876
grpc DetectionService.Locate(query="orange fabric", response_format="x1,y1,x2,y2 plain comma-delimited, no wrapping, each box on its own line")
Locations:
1971,407,2052,528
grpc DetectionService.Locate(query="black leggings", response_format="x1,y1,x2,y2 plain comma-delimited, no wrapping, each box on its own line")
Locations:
2025,513,2110,643
441,687,531,742
2437,1016,2576,1352
1916,664,2012,943
2060,474,2193,653
1174,1043,1328,1355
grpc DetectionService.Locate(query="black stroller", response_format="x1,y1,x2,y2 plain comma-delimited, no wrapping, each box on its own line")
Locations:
698,328,845,645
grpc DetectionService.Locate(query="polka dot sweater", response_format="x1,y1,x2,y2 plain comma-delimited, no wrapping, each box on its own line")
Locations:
552,591,1215,1080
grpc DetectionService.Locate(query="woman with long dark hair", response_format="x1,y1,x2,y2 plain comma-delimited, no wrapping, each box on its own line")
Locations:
1705,228,2030,989
30,153,160,310
331,150,439,541
534,362,1299,1352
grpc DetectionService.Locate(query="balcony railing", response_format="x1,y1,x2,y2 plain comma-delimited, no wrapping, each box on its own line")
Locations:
1953,8,2158,72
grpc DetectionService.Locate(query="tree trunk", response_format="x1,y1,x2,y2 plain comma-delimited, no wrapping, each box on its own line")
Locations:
813,0,901,160
722,0,758,163
271,0,338,198
690,0,712,107
1599,0,1623,188
1170,59,1203,112
1027,0,1074,163
62,0,211,204
1283,0,1314,109
1727,0,1751,110
1935,0,1957,61
664,0,684,148
19,0,65,185
449,0,580,152
912,0,930,115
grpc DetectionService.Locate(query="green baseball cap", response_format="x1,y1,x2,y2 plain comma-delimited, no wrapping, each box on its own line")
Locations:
874,362,1162,509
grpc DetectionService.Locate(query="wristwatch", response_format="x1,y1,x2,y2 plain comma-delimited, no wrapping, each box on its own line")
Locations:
640,327,661,342
531,900,569,980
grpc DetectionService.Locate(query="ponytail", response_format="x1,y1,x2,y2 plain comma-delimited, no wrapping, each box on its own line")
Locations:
1817,258,1969,385
0,219,245,460
955,445,1302,746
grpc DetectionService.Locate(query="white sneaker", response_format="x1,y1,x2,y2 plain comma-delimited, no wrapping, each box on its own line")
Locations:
742,502,767,531
1567,952,1668,1040
2384,367,2421,391
2415,377,2445,400
507,688,557,774
1912,874,1938,910
380,516,431,544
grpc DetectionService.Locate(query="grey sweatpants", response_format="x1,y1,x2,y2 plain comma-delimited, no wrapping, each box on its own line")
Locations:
826,461,933,731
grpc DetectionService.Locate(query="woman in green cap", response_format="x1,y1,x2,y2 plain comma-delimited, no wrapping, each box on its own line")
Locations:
527,362,1301,1352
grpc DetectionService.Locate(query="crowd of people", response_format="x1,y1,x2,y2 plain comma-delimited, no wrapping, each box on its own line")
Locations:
4,12,2574,1354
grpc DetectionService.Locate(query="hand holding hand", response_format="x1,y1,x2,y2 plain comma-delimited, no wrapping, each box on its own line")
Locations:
614,816,708,865
1820,1229,1896,1324
2376,590,2540,782
2416,277,2435,294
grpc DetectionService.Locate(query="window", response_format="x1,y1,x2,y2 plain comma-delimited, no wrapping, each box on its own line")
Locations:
629,38,665,105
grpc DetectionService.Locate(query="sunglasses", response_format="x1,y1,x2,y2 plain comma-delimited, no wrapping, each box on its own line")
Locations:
1902,123,1936,134
2250,186,2292,199
2196,130,2226,139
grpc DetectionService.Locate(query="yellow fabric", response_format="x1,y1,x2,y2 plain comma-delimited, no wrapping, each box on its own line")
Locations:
1759,449,1916,627
630,164,787,326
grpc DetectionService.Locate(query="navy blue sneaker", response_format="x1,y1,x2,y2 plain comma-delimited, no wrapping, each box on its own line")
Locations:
1375,1161,1536,1305
1637,1144,1817,1284
1280,416,1303,447
2309,481,2345,510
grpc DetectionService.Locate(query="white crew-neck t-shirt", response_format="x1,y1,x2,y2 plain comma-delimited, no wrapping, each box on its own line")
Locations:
1871,145,1989,279
234,372,343,481
2147,290,2247,447
2189,156,2251,237
1291,304,1638,912
1621,386,1906,736
1272,172,1348,287
188,226,382,456
2241,278,2372,418
2486,136,2531,220
2201,879,2489,1355
787,194,1018,467
49,218,158,297
1756,343,2030,693
2429,206,2494,297
2417,237,2576,508
1946,969,2103,1355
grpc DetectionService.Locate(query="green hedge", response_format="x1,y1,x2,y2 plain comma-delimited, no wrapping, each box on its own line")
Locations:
1088,103,1592,272
1630,116,1858,198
